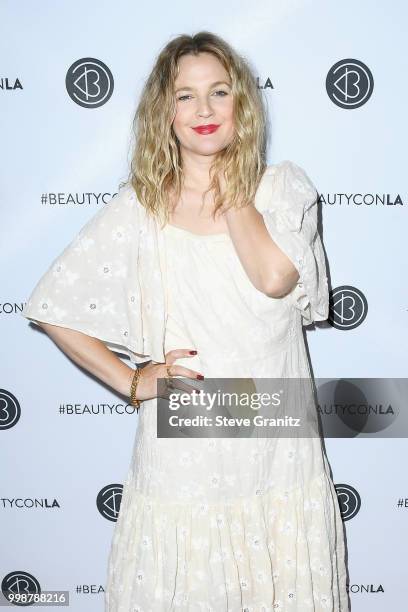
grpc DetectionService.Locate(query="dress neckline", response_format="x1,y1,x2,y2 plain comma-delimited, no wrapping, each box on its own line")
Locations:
163,223,231,242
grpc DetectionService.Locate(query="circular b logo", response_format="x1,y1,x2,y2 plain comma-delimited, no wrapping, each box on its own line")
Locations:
2,571,41,604
66,58,114,108
329,285,368,330
335,484,361,521
97,484,123,521
326,59,374,109
0,389,21,430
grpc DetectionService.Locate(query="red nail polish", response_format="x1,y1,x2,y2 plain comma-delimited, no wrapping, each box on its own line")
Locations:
196,374,204,380
189,350,197,355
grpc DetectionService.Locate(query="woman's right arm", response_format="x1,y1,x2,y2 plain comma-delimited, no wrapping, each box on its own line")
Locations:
36,322,203,402
37,322,135,398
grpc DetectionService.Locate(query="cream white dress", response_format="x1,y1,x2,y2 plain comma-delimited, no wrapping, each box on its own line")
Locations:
104,215,349,610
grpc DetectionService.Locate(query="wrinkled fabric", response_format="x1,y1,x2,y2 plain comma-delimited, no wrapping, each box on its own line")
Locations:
256,161,329,326
20,184,166,363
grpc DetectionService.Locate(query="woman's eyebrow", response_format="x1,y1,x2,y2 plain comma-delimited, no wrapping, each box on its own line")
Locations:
175,80,231,93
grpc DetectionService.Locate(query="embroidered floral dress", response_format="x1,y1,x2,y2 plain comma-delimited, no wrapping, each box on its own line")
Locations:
103,161,349,611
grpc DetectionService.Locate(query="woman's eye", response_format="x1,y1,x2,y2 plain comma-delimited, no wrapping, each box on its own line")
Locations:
177,90,229,102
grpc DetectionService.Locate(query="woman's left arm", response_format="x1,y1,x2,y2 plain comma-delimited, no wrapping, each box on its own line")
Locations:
225,204,300,298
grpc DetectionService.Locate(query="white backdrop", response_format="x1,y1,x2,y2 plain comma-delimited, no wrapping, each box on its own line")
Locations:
2,1,407,610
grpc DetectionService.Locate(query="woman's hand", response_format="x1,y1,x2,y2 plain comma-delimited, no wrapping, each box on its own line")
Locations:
130,348,204,402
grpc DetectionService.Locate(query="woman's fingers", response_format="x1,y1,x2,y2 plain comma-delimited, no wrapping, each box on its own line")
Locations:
164,349,204,381
135,348,204,403
165,348,198,364
166,363,204,380
163,348,204,396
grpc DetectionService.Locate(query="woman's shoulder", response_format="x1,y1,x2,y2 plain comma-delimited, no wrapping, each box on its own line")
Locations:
94,181,146,222
113,181,143,209
262,159,314,185
71,181,146,246
256,159,318,210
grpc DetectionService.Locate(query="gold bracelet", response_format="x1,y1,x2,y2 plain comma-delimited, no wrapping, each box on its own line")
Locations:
130,367,142,410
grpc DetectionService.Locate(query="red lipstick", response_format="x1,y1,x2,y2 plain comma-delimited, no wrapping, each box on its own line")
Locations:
192,124,220,135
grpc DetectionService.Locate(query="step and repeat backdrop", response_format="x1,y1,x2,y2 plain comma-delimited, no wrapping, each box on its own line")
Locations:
2,1,407,611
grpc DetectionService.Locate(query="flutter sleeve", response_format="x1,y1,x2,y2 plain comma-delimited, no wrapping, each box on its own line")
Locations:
258,160,329,325
21,184,149,362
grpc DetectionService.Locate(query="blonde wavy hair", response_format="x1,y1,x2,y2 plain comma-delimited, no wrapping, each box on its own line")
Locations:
121,31,268,227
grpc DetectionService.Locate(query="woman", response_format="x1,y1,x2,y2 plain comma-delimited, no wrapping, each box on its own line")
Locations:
22,32,349,612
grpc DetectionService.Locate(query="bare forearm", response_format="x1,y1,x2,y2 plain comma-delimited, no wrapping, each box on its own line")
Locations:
225,205,299,297
37,322,134,398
